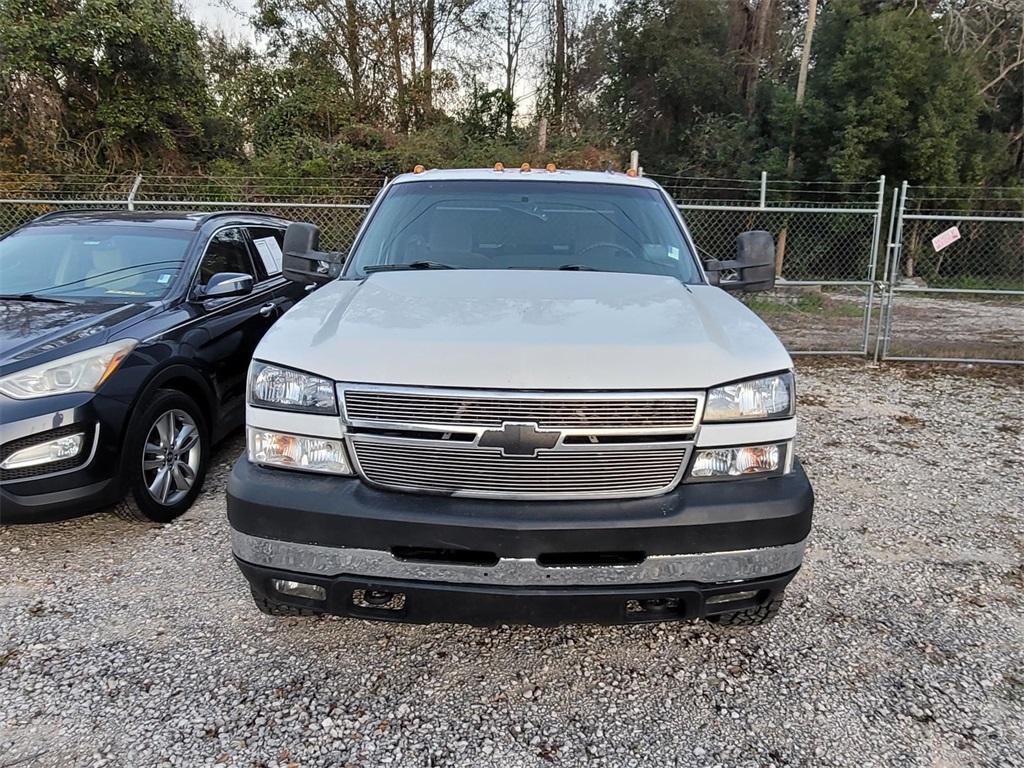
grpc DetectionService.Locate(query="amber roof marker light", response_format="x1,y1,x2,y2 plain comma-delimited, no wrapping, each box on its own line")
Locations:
520,163,531,172
413,164,425,174
494,162,505,172
626,168,637,177
545,163,557,172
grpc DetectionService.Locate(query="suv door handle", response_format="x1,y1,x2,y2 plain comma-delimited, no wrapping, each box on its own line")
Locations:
258,302,278,318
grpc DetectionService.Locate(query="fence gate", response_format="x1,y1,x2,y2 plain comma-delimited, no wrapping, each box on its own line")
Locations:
879,182,1024,365
652,173,887,356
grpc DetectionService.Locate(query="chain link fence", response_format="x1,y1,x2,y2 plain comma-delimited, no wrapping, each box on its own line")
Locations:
651,173,886,355
0,173,381,252
8,171,1019,363
878,182,1024,364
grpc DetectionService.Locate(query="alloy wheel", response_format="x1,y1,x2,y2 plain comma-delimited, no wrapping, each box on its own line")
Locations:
142,409,202,506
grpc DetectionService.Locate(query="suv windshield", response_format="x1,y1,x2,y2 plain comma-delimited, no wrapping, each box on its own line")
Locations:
0,224,194,302
347,180,700,282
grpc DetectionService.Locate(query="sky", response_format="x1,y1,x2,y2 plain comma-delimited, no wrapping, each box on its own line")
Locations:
186,0,257,42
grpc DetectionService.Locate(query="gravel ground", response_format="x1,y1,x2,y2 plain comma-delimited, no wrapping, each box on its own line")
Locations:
1,361,1023,768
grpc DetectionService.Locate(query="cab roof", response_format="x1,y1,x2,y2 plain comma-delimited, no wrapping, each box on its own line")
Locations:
390,168,661,189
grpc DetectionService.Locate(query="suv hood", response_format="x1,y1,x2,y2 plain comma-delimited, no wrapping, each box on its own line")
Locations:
0,299,153,365
256,270,792,390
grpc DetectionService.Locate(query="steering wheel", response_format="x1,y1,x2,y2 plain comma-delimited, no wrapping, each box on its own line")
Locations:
578,241,636,259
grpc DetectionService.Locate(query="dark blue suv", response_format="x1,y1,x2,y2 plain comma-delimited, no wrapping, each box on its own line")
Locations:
0,210,308,523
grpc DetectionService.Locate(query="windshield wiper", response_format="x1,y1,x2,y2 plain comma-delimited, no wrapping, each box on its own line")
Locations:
557,264,601,271
363,261,456,273
0,293,79,304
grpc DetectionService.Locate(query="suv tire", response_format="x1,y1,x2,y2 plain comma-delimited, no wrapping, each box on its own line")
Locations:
113,389,209,523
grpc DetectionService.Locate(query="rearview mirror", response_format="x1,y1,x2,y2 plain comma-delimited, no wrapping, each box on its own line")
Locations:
704,230,776,293
283,222,347,286
200,272,253,300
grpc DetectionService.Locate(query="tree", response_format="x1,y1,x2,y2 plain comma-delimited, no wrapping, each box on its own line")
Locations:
0,0,237,172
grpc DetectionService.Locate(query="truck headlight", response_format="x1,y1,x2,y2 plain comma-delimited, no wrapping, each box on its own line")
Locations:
687,441,792,481
0,340,136,400
704,372,794,422
248,361,337,415
248,428,352,475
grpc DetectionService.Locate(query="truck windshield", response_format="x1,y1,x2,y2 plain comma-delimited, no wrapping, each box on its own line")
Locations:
347,180,701,282
0,225,193,302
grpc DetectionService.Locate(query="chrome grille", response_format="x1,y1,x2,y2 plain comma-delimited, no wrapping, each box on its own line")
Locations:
343,390,700,431
349,436,689,499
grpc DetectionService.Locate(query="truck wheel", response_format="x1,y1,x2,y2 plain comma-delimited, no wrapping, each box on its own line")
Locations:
707,595,784,627
112,389,209,524
250,589,323,617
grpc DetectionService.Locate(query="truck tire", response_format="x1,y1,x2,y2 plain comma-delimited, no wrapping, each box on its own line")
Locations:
112,389,209,524
707,595,784,627
250,589,323,617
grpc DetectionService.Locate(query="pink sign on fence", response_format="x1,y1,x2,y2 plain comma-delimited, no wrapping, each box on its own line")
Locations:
931,226,961,252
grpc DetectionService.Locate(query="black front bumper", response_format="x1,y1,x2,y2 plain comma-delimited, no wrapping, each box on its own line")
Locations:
228,459,813,626
0,392,129,523
238,558,799,627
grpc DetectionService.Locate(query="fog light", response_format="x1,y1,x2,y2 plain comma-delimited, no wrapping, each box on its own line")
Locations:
0,433,84,470
271,579,326,601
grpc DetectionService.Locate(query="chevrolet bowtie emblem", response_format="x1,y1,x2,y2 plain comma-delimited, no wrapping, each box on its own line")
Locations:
478,422,560,457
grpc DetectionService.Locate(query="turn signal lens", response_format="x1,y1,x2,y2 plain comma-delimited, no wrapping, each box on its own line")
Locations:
248,428,352,475
688,442,789,481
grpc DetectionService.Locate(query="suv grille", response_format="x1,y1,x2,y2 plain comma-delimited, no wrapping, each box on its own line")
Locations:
342,386,701,500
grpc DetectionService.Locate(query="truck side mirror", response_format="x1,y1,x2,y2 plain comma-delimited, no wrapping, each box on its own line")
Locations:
282,222,348,286
704,230,776,293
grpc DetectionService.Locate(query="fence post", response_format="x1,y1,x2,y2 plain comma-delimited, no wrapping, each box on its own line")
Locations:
759,172,767,210
879,180,909,361
126,174,143,211
861,175,886,355
874,187,901,362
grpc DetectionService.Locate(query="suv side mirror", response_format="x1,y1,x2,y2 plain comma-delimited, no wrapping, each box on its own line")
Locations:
199,272,253,300
704,230,776,293
283,222,347,286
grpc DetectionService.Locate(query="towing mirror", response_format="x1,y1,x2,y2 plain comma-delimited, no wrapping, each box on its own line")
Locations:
200,272,253,300
704,230,776,293
282,222,347,286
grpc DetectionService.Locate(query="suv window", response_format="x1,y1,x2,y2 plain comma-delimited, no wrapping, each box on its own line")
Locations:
199,228,256,285
246,226,285,281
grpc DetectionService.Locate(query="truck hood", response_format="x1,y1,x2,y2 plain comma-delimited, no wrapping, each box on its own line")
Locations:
256,270,792,390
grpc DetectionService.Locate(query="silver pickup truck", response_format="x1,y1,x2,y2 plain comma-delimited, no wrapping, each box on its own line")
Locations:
227,167,814,627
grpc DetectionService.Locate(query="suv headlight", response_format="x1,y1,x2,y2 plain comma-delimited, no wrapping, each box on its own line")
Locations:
0,340,136,400
248,361,337,414
704,372,794,422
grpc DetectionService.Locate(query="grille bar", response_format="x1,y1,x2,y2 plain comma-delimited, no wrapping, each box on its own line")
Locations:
350,436,689,499
343,388,701,432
